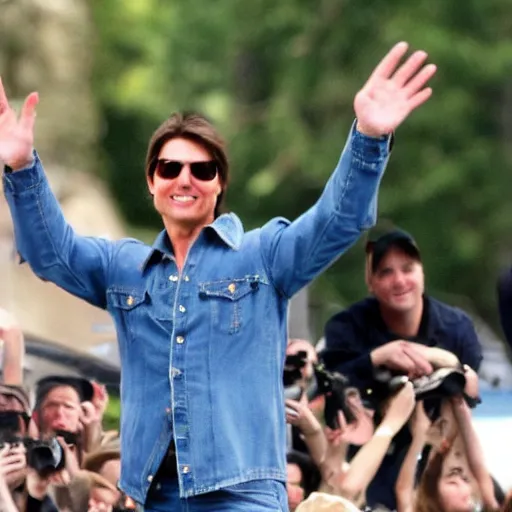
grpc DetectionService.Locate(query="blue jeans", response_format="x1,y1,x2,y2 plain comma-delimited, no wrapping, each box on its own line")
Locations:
141,476,289,511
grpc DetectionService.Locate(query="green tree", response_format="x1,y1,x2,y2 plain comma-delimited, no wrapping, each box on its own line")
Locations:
91,0,512,338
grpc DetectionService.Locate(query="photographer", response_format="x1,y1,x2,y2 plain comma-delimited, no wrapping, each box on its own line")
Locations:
321,228,483,509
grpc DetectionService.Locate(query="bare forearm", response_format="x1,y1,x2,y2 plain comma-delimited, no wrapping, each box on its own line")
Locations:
453,405,498,508
1,327,24,385
395,434,426,512
301,429,328,467
339,427,394,502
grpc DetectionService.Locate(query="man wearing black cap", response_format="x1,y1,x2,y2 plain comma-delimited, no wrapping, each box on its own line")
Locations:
321,228,482,510
34,375,94,437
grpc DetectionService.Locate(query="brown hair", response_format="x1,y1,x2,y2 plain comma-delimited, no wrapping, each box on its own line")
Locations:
145,111,229,218
414,450,446,512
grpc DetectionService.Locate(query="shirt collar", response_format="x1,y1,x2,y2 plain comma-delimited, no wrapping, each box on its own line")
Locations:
141,213,244,271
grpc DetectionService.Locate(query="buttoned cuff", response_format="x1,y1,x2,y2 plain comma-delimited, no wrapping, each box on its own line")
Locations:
351,119,394,162
3,150,43,194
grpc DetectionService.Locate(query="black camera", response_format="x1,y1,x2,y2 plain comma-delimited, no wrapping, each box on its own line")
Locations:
0,412,74,477
283,350,308,387
283,353,357,429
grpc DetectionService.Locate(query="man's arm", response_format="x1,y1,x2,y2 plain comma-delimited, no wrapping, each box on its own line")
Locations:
0,79,113,308
455,315,483,372
259,42,436,297
4,153,114,309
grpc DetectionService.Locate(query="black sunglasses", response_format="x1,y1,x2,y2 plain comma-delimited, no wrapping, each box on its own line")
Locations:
154,159,218,181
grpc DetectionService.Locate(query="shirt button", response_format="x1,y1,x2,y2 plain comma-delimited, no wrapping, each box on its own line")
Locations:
184,276,190,282
126,296,134,306
179,305,186,313
165,408,171,414
147,475,153,483
169,275,178,282
182,466,190,474
176,336,185,344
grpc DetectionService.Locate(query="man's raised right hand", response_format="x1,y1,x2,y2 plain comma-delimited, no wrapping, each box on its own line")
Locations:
0,77,38,171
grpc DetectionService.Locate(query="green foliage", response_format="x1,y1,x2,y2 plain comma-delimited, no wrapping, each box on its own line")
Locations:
91,0,512,337
103,395,121,431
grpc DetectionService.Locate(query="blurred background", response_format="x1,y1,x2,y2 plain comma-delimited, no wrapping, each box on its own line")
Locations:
0,0,511,486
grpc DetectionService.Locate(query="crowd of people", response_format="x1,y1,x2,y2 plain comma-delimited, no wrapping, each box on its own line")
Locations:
0,40,511,511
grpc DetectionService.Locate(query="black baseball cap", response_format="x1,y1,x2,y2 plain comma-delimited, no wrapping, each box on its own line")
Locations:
35,375,94,407
366,229,421,273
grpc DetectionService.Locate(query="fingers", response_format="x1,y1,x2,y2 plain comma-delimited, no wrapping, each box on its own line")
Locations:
368,42,409,82
403,63,437,97
407,88,433,113
336,410,348,432
402,346,433,376
0,452,26,473
0,77,10,113
391,50,429,88
19,92,39,133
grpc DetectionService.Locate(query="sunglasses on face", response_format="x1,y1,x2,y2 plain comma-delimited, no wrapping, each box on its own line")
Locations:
154,159,218,181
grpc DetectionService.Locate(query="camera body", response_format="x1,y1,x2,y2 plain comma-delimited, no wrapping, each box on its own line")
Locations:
283,352,356,429
0,412,76,477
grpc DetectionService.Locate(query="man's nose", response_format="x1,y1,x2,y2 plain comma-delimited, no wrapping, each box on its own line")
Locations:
176,165,193,186
393,272,406,287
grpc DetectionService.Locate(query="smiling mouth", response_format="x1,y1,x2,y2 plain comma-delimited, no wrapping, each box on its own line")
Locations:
171,195,197,203
393,290,412,297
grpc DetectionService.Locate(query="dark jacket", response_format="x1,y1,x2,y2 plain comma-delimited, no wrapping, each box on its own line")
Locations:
321,295,482,510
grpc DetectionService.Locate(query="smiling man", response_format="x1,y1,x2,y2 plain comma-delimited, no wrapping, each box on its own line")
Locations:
1,42,437,511
321,228,482,509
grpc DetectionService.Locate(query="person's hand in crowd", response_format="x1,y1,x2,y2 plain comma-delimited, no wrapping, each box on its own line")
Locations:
409,401,431,439
81,400,102,427
285,397,323,437
380,380,416,435
354,41,436,137
91,381,109,422
462,364,479,399
406,343,461,370
0,448,19,512
0,442,27,490
0,307,25,385
371,340,433,379
324,410,349,448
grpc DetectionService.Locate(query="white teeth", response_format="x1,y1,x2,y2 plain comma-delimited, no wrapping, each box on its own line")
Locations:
172,195,195,202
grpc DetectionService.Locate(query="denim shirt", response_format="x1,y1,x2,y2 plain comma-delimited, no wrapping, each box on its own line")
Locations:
3,122,391,504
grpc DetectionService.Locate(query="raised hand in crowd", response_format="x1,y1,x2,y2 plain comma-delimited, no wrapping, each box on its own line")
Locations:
286,397,327,468
0,307,25,385
336,382,416,506
450,395,499,511
395,402,431,512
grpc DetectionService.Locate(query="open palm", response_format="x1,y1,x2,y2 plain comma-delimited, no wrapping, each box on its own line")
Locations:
355,42,437,137
0,78,38,170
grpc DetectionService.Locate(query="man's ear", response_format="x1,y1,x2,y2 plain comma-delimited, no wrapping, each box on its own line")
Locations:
146,175,155,196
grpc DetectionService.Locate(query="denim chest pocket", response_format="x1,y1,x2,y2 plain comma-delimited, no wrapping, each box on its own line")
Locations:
107,288,172,338
198,275,267,334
